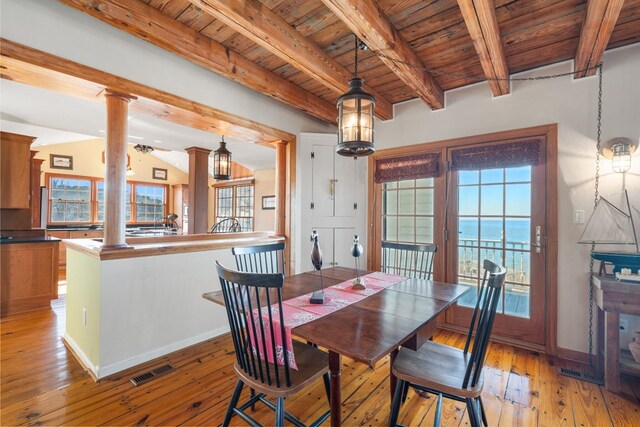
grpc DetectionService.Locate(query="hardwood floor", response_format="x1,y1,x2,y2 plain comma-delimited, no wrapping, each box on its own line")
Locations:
2,295,639,426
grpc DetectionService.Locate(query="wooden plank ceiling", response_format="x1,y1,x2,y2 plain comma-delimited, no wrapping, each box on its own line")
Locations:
65,0,640,123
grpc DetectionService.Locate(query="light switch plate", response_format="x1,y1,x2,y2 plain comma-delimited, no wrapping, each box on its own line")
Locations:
574,210,585,224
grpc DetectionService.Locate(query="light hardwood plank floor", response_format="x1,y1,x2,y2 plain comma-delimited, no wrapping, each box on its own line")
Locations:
1,295,639,426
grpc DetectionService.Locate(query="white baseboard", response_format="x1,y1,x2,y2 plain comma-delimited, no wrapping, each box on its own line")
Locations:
62,333,100,378
65,326,230,380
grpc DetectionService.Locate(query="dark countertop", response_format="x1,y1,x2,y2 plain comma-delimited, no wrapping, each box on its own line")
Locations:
0,236,61,245
47,226,103,231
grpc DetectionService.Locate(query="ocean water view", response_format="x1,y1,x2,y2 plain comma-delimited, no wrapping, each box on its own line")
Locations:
458,217,531,285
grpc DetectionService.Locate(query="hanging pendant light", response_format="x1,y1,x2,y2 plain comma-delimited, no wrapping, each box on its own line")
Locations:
214,136,232,180
337,35,375,157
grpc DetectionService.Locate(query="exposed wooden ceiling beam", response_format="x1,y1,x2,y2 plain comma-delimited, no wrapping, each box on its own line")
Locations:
59,0,337,124
575,0,625,78
188,0,393,120
0,38,294,146
320,0,444,110
457,0,510,96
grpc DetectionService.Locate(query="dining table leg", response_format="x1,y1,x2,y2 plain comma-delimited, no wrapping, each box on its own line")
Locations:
329,350,342,426
389,347,399,401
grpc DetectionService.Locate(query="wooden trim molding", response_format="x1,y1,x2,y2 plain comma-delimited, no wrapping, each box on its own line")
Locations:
556,346,591,365
367,124,559,355
58,0,337,123
0,38,295,146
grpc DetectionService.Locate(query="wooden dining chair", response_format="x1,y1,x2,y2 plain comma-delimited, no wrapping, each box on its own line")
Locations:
381,241,437,280
232,242,286,275
388,259,507,427
216,262,331,427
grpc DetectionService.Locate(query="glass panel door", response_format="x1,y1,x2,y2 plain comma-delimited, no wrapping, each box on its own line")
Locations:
447,153,546,345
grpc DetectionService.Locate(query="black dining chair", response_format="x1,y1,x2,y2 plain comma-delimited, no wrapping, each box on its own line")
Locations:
388,259,507,427
381,241,437,280
232,242,286,275
216,262,331,427
210,217,242,233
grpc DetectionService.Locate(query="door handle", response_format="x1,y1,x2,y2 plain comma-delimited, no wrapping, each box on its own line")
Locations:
329,179,337,200
531,225,543,254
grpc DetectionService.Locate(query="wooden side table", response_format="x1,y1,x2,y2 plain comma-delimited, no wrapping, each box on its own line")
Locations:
593,275,640,393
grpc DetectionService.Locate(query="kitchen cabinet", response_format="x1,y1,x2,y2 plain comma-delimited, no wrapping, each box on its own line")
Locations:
172,184,189,233
47,230,69,279
0,132,36,209
0,238,60,317
47,229,103,280
30,151,45,228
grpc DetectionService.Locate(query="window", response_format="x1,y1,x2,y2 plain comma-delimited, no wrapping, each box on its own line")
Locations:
47,174,167,224
97,181,132,222
382,178,434,245
135,184,166,222
215,184,254,231
50,177,92,223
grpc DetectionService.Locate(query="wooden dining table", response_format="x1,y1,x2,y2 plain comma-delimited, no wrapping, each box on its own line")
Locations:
203,266,469,426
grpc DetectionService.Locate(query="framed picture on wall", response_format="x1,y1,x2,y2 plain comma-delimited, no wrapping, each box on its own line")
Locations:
153,167,168,180
50,154,73,170
262,195,276,210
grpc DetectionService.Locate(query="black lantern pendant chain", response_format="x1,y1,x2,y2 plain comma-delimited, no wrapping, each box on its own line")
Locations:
354,34,359,79
588,63,603,368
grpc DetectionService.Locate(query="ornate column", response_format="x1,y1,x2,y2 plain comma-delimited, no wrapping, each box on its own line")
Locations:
103,90,136,248
186,147,212,234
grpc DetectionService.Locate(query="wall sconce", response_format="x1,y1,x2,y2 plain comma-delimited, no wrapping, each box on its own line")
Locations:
600,137,638,173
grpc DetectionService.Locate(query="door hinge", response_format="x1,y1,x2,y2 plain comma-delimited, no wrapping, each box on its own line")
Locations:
310,202,314,209
354,202,358,210
311,152,315,159
444,229,448,241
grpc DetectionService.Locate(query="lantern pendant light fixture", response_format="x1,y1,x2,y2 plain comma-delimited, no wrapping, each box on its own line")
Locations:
336,35,376,157
214,135,232,180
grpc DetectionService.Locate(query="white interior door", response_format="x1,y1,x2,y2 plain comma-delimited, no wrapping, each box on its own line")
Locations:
311,145,334,217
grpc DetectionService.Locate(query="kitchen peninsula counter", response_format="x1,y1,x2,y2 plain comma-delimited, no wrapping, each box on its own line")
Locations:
65,231,280,260
64,232,283,379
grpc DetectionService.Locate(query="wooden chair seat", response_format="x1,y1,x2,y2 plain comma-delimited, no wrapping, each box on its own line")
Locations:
388,260,506,427
235,340,329,398
392,342,484,399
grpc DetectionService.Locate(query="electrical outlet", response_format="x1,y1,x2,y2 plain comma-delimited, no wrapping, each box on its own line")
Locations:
83,308,87,326
620,318,628,331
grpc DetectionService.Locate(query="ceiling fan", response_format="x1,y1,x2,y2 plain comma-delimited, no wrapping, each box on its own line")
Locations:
130,143,170,153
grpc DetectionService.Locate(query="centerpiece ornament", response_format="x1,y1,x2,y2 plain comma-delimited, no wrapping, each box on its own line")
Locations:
351,235,366,290
309,230,325,304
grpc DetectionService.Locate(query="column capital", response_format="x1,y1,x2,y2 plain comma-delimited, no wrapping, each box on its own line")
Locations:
271,139,289,147
185,146,213,155
104,89,137,102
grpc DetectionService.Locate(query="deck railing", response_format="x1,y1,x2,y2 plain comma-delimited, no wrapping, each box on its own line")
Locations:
459,238,530,288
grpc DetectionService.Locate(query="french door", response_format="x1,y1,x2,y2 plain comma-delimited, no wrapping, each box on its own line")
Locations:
445,141,547,345
370,127,556,349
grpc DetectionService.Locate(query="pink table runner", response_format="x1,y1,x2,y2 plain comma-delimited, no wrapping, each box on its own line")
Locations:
248,272,406,369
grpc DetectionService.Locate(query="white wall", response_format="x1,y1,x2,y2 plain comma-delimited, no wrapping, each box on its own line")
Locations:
375,44,640,354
